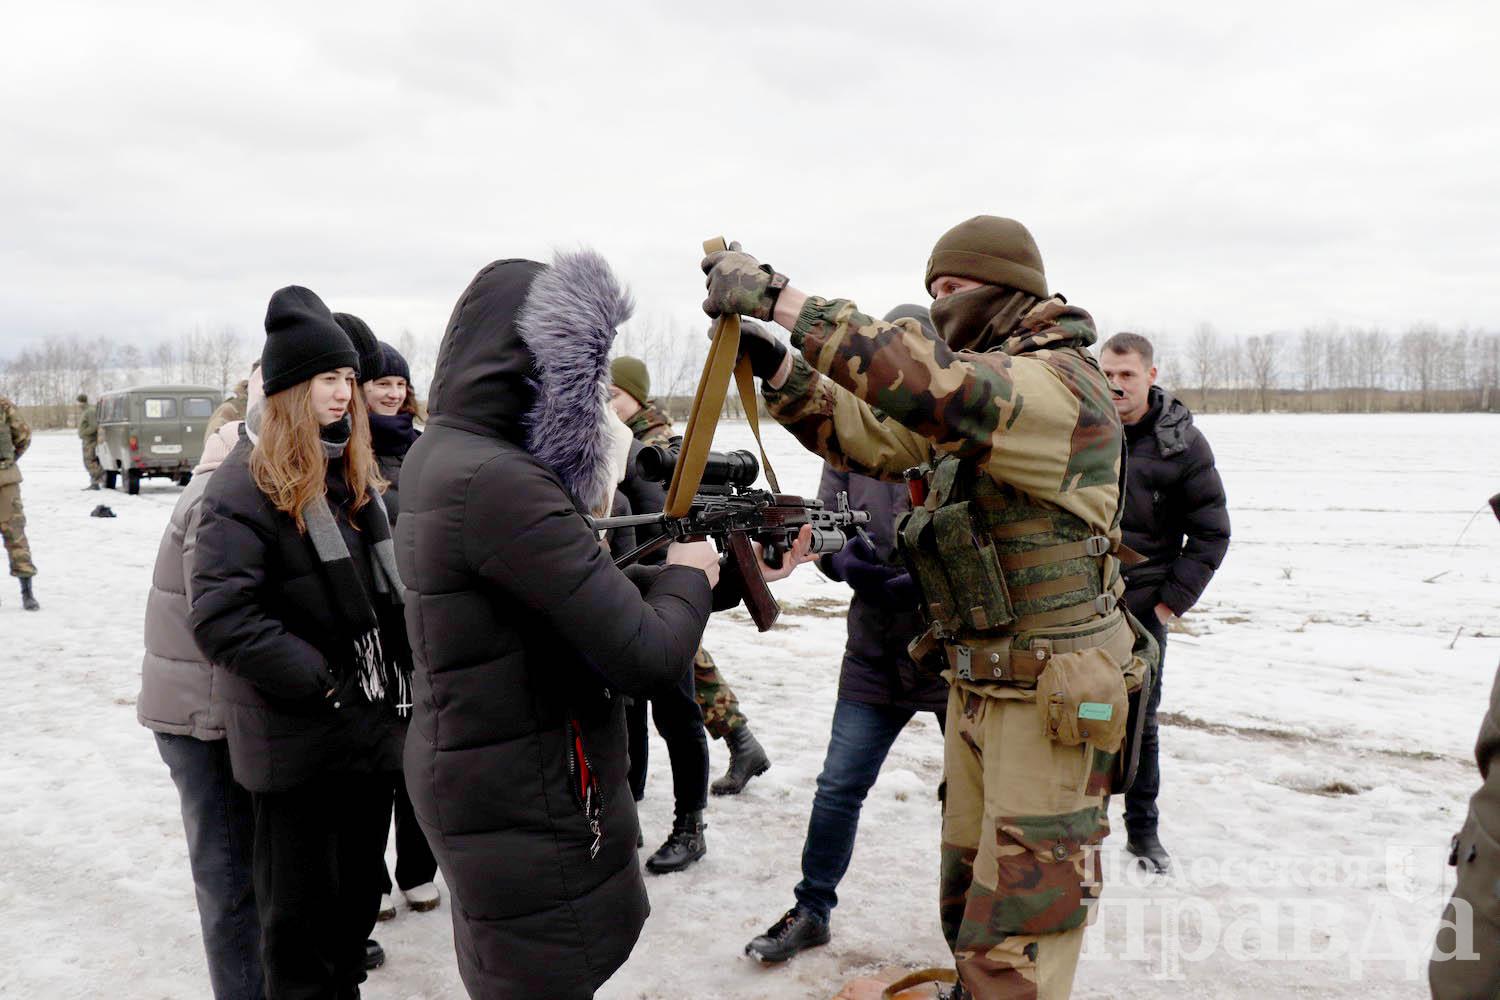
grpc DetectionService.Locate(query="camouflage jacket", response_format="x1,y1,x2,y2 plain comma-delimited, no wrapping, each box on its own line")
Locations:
0,396,31,479
626,401,674,447
763,296,1123,541
204,386,248,441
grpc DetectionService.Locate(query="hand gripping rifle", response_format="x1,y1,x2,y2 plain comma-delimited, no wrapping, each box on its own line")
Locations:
588,439,868,631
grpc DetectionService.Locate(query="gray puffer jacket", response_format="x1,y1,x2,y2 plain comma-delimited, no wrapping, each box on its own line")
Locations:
137,424,238,739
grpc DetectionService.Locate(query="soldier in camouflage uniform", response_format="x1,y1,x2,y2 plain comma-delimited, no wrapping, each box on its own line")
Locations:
700,218,1154,1000
610,356,772,795
0,395,40,610
204,372,252,445
77,393,103,489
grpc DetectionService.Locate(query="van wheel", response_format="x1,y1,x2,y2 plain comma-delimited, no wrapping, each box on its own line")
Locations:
177,472,192,487
104,470,118,490
125,469,141,496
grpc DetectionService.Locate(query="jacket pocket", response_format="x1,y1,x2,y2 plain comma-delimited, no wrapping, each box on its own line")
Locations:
564,719,603,860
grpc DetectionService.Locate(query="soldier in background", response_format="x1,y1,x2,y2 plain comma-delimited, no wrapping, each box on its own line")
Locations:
0,395,40,610
205,365,256,444
1428,493,1500,1000
610,356,772,795
701,217,1150,999
77,393,104,490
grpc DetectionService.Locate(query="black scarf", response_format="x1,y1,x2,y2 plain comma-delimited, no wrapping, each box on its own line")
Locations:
929,285,1039,353
368,411,420,458
303,417,410,715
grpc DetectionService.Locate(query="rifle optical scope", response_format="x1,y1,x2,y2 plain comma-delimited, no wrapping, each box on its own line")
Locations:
636,436,759,489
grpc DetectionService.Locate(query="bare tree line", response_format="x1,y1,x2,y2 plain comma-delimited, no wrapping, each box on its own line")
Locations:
1149,324,1500,413
6,320,1498,428
0,328,250,426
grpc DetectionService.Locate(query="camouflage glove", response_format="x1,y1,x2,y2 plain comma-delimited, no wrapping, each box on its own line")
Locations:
700,242,789,321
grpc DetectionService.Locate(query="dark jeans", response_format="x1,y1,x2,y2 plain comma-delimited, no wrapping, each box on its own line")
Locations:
251,772,392,1000
377,776,438,894
155,733,263,1000
625,665,709,816
794,699,944,922
1124,594,1168,838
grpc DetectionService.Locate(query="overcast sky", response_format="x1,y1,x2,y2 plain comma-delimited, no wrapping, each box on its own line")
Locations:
3,0,1496,361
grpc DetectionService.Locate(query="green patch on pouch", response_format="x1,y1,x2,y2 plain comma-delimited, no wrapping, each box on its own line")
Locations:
1078,703,1114,722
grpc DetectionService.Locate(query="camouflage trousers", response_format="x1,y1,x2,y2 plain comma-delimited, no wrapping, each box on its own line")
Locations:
692,647,748,740
0,483,36,578
940,683,1112,1000
82,439,103,485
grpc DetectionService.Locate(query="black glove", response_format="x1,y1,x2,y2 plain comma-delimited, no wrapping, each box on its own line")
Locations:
883,572,919,611
706,317,788,382
830,534,904,609
737,319,789,382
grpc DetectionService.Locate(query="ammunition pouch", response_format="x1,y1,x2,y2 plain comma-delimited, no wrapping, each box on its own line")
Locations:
1037,646,1128,753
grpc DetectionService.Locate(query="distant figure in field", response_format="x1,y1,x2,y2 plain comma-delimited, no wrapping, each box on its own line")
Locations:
78,393,104,489
0,394,39,610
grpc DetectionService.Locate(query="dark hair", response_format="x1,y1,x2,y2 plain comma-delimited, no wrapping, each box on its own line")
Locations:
1102,331,1154,367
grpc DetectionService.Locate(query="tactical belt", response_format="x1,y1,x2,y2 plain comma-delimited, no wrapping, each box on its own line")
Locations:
944,609,1134,686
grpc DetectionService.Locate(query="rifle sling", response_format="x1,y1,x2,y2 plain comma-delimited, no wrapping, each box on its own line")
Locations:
664,235,780,519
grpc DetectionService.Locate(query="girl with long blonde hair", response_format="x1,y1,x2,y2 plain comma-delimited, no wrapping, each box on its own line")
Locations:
189,286,406,998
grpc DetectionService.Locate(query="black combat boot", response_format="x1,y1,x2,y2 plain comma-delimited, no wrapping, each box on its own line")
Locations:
19,578,39,611
644,810,706,874
364,939,385,970
744,907,830,963
710,725,770,796
1126,830,1172,874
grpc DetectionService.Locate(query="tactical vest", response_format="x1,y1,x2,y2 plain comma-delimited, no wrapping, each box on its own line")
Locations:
0,418,15,465
898,454,1134,686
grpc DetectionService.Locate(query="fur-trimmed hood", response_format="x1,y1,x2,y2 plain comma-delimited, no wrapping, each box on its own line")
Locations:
427,251,633,515
518,249,634,516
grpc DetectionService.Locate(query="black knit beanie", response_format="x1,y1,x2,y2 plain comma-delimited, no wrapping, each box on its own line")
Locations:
373,341,412,383
261,287,359,396
333,313,383,383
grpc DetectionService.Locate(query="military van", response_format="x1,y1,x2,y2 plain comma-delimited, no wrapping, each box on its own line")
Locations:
95,384,221,494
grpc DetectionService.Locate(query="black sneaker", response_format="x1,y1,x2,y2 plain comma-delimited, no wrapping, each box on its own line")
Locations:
364,939,385,971
744,907,830,963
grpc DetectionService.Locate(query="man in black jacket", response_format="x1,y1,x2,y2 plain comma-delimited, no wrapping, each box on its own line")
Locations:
745,305,948,965
1100,332,1230,874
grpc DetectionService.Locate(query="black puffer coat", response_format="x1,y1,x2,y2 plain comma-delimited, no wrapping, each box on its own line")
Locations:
817,465,946,712
1120,386,1230,615
396,259,712,999
189,436,403,793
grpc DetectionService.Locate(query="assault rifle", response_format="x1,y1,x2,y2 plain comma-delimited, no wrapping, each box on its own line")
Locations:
588,438,869,632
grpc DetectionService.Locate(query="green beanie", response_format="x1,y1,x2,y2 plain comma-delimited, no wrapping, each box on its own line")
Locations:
611,356,650,405
924,216,1047,300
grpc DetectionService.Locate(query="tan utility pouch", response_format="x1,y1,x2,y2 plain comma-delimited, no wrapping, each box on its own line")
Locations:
1036,647,1128,752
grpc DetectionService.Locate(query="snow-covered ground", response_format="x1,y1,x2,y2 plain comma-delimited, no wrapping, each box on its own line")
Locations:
2,413,1496,999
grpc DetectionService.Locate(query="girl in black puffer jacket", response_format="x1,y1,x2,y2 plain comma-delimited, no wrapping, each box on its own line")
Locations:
357,339,442,919
190,286,405,999
396,252,723,1000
